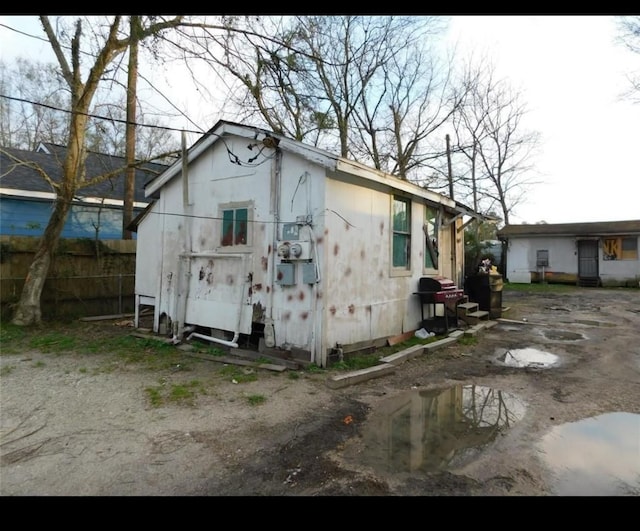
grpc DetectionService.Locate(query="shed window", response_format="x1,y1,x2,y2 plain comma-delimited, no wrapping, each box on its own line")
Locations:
392,196,411,269
221,207,248,246
536,250,549,267
604,237,638,260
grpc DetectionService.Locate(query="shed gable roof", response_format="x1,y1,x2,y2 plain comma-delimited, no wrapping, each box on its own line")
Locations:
497,220,640,238
143,120,491,222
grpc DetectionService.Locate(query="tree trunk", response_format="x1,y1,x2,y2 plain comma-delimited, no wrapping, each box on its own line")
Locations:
11,193,73,325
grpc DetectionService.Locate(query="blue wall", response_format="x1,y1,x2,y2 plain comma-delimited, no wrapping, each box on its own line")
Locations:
0,198,141,239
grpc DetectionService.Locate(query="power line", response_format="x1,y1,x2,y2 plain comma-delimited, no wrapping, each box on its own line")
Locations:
0,94,203,136
0,93,276,168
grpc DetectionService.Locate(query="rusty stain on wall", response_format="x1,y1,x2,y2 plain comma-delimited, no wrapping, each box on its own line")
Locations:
348,304,355,314
261,256,268,271
345,266,352,276
252,301,265,321
333,243,339,256
226,274,234,285
329,305,336,316
360,249,366,259
300,311,309,320
283,310,291,321
298,291,305,301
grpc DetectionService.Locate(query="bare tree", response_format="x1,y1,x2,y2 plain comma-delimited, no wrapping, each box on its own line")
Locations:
0,57,179,157
451,60,541,225
9,15,185,326
616,15,640,103
0,58,70,149
174,15,460,180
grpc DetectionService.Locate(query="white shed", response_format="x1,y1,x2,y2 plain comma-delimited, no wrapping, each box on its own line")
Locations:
497,220,640,287
133,120,480,367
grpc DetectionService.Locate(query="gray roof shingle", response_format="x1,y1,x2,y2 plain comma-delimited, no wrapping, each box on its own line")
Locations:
0,144,169,203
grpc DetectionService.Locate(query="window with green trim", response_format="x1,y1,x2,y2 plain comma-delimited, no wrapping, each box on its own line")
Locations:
392,197,411,268
221,207,248,246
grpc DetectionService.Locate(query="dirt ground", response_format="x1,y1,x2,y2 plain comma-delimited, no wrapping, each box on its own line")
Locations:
1,286,639,496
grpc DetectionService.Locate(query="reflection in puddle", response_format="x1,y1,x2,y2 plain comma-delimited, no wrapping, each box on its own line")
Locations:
543,330,585,341
495,347,559,368
538,412,640,496
355,385,526,474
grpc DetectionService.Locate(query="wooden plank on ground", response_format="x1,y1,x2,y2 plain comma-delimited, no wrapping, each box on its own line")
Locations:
387,330,416,346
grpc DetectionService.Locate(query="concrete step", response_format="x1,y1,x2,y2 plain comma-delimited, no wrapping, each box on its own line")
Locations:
457,302,479,314
459,309,490,325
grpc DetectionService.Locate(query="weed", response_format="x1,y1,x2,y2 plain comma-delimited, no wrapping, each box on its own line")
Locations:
168,383,198,405
0,365,15,376
332,353,380,371
503,282,578,294
79,367,88,373
33,360,46,368
288,371,300,380
218,365,258,383
246,394,266,406
457,336,478,346
145,387,163,407
29,333,76,353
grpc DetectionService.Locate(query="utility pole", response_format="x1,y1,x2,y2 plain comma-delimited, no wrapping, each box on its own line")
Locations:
123,16,140,239
446,134,454,199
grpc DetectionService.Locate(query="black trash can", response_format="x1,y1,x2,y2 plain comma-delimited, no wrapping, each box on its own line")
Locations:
464,274,490,311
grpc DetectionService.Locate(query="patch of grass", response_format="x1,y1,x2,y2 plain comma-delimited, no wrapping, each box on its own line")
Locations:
457,336,478,346
29,333,76,353
503,282,579,294
0,365,15,376
305,363,324,373
0,323,27,347
145,386,164,407
246,394,266,406
332,353,381,371
33,360,46,368
144,380,204,408
287,371,300,380
219,365,258,383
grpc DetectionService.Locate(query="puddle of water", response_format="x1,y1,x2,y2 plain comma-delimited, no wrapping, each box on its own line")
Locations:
538,412,640,496
353,384,526,474
494,347,560,368
543,330,585,341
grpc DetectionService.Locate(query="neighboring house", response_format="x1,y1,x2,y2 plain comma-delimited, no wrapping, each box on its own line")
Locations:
0,142,169,239
497,220,640,287
132,120,486,368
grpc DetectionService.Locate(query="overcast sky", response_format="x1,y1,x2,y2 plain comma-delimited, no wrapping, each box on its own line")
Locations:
1,15,639,225
445,15,640,224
